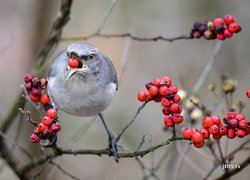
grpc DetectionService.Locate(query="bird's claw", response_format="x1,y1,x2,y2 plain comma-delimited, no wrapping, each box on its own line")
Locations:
107,135,119,162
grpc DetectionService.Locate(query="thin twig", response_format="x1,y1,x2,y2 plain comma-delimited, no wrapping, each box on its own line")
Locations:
94,0,118,34
50,161,80,180
116,101,148,141
192,40,223,93
0,131,33,160
19,108,37,126
61,33,192,42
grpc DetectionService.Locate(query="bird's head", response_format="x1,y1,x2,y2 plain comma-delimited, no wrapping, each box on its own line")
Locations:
66,42,101,80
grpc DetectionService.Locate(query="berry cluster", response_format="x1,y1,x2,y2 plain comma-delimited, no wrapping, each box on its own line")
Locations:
137,76,183,128
182,113,250,148
24,74,49,103
24,74,61,144
191,15,241,40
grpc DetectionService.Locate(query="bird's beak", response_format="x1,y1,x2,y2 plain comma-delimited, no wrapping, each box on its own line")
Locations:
67,67,77,80
67,55,85,80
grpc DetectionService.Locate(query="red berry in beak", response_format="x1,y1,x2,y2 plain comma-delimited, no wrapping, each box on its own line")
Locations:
68,58,79,68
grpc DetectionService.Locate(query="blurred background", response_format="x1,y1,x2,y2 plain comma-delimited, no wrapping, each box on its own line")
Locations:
0,0,250,179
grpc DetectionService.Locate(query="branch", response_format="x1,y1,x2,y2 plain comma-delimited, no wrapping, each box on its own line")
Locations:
19,136,185,174
116,101,148,141
61,33,192,42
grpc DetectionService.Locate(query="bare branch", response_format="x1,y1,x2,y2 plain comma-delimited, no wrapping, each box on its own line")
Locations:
61,33,192,42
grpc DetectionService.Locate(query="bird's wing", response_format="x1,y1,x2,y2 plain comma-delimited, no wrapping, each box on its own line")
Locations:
101,53,118,91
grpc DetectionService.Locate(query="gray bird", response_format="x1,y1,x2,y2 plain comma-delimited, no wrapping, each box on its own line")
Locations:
47,42,118,161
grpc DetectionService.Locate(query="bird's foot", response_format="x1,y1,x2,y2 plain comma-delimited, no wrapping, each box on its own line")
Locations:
107,134,119,162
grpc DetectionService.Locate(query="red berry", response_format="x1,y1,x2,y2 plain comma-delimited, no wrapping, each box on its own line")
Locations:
170,103,181,113
202,117,214,128
164,116,173,127
200,129,210,139
246,89,250,98
173,94,181,103
144,91,153,101
161,98,172,107
219,126,228,135
212,116,221,125
223,29,233,38
30,88,41,96
162,107,171,115
31,77,40,87
30,134,40,143
29,94,40,102
227,111,236,119
50,123,61,132
235,114,245,121
137,91,146,102
223,15,235,26
236,129,246,138
245,126,250,135
182,128,193,139
191,128,199,134
40,78,48,89
169,85,178,94
153,78,161,87
192,31,201,39
235,25,242,33
172,114,183,124
194,140,204,148
37,123,48,132
46,108,57,118
40,94,50,105
42,116,53,126
24,74,33,83
192,132,203,143
153,94,162,102
227,128,235,139
149,86,159,96
229,23,239,33
161,76,172,86
68,58,79,68
213,133,222,140
25,82,32,91
228,119,238,128
216,33,225,40
209,124,219,135
239,120,248,129
213,18,224,27
159,86,168,96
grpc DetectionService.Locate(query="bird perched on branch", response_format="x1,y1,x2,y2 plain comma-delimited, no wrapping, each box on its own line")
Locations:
48,42,118,161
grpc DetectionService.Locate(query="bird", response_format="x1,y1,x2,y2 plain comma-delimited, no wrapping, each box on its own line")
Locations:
47,42,119,161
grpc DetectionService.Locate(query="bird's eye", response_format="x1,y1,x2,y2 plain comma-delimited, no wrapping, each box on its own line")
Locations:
87,54,95,61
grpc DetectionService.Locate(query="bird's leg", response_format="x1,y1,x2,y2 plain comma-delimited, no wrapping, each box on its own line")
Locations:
98,113,119,162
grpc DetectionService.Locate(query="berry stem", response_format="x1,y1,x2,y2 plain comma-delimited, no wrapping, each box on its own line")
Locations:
19,108,37,126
